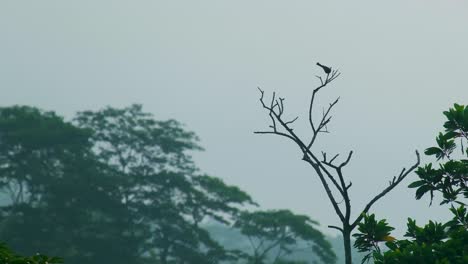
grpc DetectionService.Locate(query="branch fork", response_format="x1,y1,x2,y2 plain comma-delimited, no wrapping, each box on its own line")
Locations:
254,64,421,251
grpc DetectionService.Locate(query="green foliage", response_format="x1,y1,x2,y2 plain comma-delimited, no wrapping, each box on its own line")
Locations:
0,106,127,263
446,205,468,230
0,104,334,264
379,216,467,263
443,103,468,134
75,104,256,263
411,103,468,205
353,212,468,264
0,243,62,264
404,218,447,244
353,214,394,263
0,105,253,263
354,104,468,264
234,210,336,264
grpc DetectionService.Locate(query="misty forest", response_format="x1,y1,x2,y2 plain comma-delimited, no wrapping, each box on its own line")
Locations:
0,63,467,264
1,2,468,264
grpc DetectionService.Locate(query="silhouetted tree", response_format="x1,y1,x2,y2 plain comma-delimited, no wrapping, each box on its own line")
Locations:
255,65,420,264
75,104,256,263
0,104,336,264
234,210,336,264
0,106,128,264
0,105,255,264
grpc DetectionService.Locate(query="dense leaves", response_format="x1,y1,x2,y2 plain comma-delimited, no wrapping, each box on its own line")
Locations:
0,106,128,263
75,104,256,263
355,213,468,264
353,214,394,263
0,105,251,264
411,103,468,205
0,104,333,264
354,104,468,263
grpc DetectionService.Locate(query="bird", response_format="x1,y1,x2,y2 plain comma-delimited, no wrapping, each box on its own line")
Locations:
316,62,331,74
382,235,396,242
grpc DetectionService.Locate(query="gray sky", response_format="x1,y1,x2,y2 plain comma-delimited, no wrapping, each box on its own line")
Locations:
1,0,468,236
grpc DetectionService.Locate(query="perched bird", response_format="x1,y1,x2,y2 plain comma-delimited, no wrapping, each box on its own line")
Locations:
382,235,396,242
316,62,331,74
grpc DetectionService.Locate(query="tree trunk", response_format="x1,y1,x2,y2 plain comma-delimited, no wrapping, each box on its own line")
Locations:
343,228,352,264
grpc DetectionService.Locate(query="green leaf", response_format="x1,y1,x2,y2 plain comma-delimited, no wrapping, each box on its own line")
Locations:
408,180,426,188
424,147,443,156
415,185,431,200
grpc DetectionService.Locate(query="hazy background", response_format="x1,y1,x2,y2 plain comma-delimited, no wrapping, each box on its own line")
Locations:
1,0,467,236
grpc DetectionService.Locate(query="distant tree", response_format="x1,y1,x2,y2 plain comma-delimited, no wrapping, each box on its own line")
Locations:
75,104,256,263
354,104,468,263
0,105,255,264
0,106,128,264
234,210,336,264
0,104,336,264
255,64,420,264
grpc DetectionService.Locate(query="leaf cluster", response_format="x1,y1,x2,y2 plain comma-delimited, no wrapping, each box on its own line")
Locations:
353,211,468,264
410,104,468,205
353,104,468,264
352,214,394,263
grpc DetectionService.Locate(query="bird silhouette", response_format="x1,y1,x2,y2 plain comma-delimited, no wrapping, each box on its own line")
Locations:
316,62,331,74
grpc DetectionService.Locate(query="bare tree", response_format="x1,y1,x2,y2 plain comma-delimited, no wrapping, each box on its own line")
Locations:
254,64,420,264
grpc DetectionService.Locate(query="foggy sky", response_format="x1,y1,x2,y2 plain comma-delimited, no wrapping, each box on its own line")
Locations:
1,0,468,236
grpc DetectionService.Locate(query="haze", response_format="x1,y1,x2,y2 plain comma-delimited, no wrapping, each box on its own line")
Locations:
1,0,468,236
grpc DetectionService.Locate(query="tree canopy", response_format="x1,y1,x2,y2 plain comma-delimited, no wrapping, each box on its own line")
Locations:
234,210,336,264
0,104,334,264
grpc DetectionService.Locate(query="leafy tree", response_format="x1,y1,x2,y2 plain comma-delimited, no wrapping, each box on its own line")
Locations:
75,104,256,263
0,104,334,264
255,64,420,264
354,211,468,264
234,210,336,264
0,106,128,264
354,104,468,264
0,105,256,264
411,103,468,205
353,214,395,263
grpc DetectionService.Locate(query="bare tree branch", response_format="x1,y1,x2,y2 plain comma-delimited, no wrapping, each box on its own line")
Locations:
351,151,421,229
255,68,348,223
255,64,418,264
328,225,344,233
284,116,299,126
